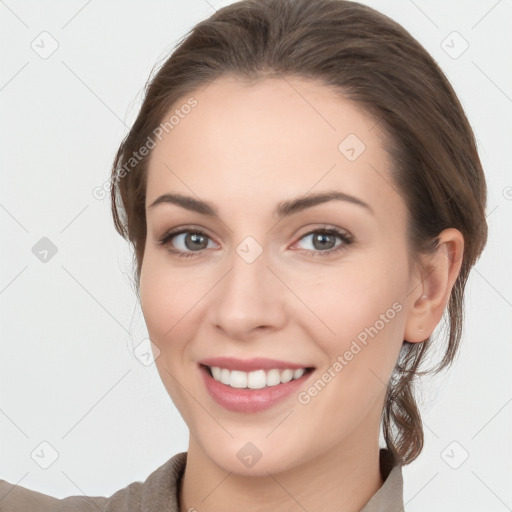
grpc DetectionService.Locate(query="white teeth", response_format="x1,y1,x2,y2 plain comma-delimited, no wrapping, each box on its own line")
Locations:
229,370,247,388
266,369,281,386
220,368,230,386
208,366,309,389
293,368,305,379
247,369,267,389
211,366,222,381
280,369,294,383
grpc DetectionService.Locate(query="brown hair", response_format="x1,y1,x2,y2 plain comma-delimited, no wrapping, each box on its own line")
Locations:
110,0,487,465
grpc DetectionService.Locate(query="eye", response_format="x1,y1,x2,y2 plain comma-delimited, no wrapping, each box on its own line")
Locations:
157,226,353,259
293,227,353,257
158,228,217,258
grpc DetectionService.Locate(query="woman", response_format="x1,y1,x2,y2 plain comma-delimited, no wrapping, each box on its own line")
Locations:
0,0,487,510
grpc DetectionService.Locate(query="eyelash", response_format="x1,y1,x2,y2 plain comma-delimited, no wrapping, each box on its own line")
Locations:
158,226,354,259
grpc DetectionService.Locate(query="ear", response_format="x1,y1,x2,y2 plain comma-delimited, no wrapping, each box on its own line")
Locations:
404,228,464,343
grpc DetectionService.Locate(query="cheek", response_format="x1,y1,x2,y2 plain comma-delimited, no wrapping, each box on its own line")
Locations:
295,252,408,370
139,253,204,351
139,254,208,416
290,262,407,430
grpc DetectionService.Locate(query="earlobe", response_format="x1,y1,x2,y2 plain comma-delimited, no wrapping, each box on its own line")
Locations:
404,228,464,343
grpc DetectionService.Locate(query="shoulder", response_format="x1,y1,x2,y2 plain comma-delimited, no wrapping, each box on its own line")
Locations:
0,452,187,512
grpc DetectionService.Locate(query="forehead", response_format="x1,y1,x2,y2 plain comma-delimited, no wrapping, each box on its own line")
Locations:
145,75,400,219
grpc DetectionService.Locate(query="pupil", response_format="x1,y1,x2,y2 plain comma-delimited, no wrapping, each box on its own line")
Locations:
187,233,207,250
314,233,334,250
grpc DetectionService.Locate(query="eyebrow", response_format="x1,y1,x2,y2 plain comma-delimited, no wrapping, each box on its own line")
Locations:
148,190,374,218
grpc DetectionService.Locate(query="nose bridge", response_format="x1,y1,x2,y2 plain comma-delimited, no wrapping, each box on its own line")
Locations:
208,236,286,338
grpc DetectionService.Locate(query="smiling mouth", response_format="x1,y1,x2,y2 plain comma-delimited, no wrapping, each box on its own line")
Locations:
201,364,315,390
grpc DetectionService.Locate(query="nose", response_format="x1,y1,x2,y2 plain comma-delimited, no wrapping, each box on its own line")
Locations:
207,245,288,341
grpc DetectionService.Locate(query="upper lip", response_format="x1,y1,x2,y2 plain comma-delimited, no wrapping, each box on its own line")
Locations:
199,357,314,372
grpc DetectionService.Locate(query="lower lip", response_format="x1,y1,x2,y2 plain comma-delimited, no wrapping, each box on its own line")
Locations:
200,365,313,413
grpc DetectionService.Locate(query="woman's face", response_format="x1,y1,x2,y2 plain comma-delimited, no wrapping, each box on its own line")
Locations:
140,76,420,475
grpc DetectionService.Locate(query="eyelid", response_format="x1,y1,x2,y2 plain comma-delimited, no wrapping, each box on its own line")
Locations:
292,224,352,244
157,225,218,247
289,225,353,254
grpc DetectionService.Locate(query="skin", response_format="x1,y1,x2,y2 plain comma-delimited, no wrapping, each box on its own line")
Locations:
139,75,464,512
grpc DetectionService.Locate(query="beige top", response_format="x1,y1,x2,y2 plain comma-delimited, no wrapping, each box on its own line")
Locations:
0,448,404,511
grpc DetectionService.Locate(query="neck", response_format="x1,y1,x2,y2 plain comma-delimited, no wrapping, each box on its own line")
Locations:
179,434,384,512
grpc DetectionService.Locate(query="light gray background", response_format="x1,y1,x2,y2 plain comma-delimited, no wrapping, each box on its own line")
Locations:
1,0,511,510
